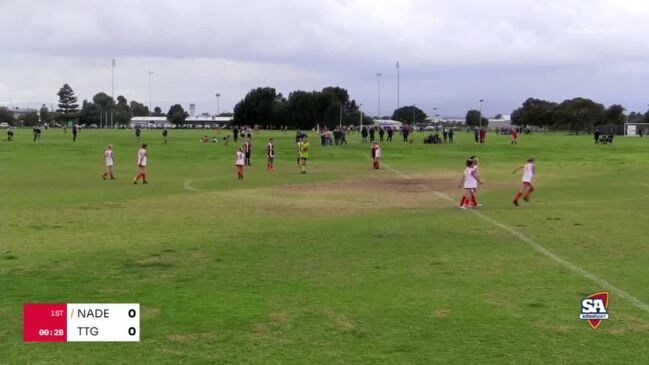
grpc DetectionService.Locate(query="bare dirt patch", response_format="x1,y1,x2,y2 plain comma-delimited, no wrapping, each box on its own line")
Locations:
142,307,160,320
167,332,217,343
535,320,571,333
433,308,452,318
280,176,457,195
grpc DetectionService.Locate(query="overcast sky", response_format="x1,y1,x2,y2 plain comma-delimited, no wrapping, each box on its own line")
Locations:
1,0,648,117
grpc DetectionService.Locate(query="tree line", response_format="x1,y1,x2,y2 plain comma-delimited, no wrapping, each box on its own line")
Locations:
510,97,649,132
2,83,648,131
233,86,373,129
0,83,177,126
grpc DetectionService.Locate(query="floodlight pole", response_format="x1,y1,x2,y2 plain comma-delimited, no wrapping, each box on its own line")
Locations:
216,93,221,115
148,71,154,114
396,61,400,110
376,73,382,118
479,99,484,128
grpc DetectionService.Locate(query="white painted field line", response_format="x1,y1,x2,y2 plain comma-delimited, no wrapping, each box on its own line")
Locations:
381,161,649,314
183,179,204,192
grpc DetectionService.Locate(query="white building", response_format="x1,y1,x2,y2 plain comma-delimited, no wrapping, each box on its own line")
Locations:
130,116,168,128
488,114,513,130
185,116,233,127
372,119,403,129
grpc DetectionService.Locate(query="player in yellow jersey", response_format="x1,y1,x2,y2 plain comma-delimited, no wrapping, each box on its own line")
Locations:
299,137,310,174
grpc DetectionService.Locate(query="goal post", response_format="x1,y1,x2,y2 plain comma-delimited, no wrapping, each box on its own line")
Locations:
623,123,649,136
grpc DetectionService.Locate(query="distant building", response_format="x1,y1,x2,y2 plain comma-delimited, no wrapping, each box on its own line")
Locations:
184,115,233,127
488,114,513,130
372,119,403,128
130,116,168,128
11,107,38,118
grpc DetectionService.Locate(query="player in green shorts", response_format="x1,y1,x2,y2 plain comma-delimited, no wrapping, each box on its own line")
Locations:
299,137,310,174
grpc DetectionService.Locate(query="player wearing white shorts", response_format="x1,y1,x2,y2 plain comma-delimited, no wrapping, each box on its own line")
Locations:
133,144,149,184
512,157,535,206
102,145,115,180
235,148,245,179
458,158,483,209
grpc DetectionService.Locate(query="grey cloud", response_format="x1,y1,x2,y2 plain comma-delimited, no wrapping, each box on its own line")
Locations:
1,0,648,116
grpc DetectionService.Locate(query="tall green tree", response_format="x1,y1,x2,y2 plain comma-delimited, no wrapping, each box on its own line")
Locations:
233,87,283,127
0,107,13,125
510,98,557,127
152,106,163,116
39,104,54,124
56,83,79,121
627,111,644,123
78,100,102,124
92,92,115,112
604,104,626,125
553,98,604,133
167,104,188,125
114,95,132,125
392,105,427,124
130,101,150,117
465,109,488,127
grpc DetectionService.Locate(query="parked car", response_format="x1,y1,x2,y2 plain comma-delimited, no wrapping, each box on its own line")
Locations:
0,122,10,128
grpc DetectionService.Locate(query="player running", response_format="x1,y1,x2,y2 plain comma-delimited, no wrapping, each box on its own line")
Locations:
511,128,518,145
299,137,310,174
458,158,483,209
162,127,168,144
102,144,115,180
133,144,149,184
267,138,275,172
235,148,245,179
371,140,381,169
512,157,535,206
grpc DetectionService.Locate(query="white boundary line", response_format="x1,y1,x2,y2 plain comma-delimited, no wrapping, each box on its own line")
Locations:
183,179,204,192
380,161,649,314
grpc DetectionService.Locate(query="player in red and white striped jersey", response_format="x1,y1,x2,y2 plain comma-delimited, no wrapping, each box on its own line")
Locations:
102,144,115,180
267,138,275,172
133,144,149,184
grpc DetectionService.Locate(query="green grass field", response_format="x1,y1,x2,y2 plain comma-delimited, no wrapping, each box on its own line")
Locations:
1,128,649,364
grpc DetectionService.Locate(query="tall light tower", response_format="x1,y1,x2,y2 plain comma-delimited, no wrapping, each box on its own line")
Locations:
111,59,116,100
479,98,485,128
147,71,154,112
215,93,221,115
396,61,400,110
376,72,382,118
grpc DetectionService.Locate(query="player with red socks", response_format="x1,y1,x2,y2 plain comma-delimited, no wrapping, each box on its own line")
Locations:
133,143,148,184
235,148,245,179
267,138,275,172
371,140,381,169
102,144,115,180
512,157,535,206
458,158,483,209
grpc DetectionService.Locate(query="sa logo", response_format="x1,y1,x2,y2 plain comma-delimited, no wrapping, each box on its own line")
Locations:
579,292,609,329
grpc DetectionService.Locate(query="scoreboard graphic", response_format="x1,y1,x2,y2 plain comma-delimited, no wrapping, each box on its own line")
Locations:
23,303,140,342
